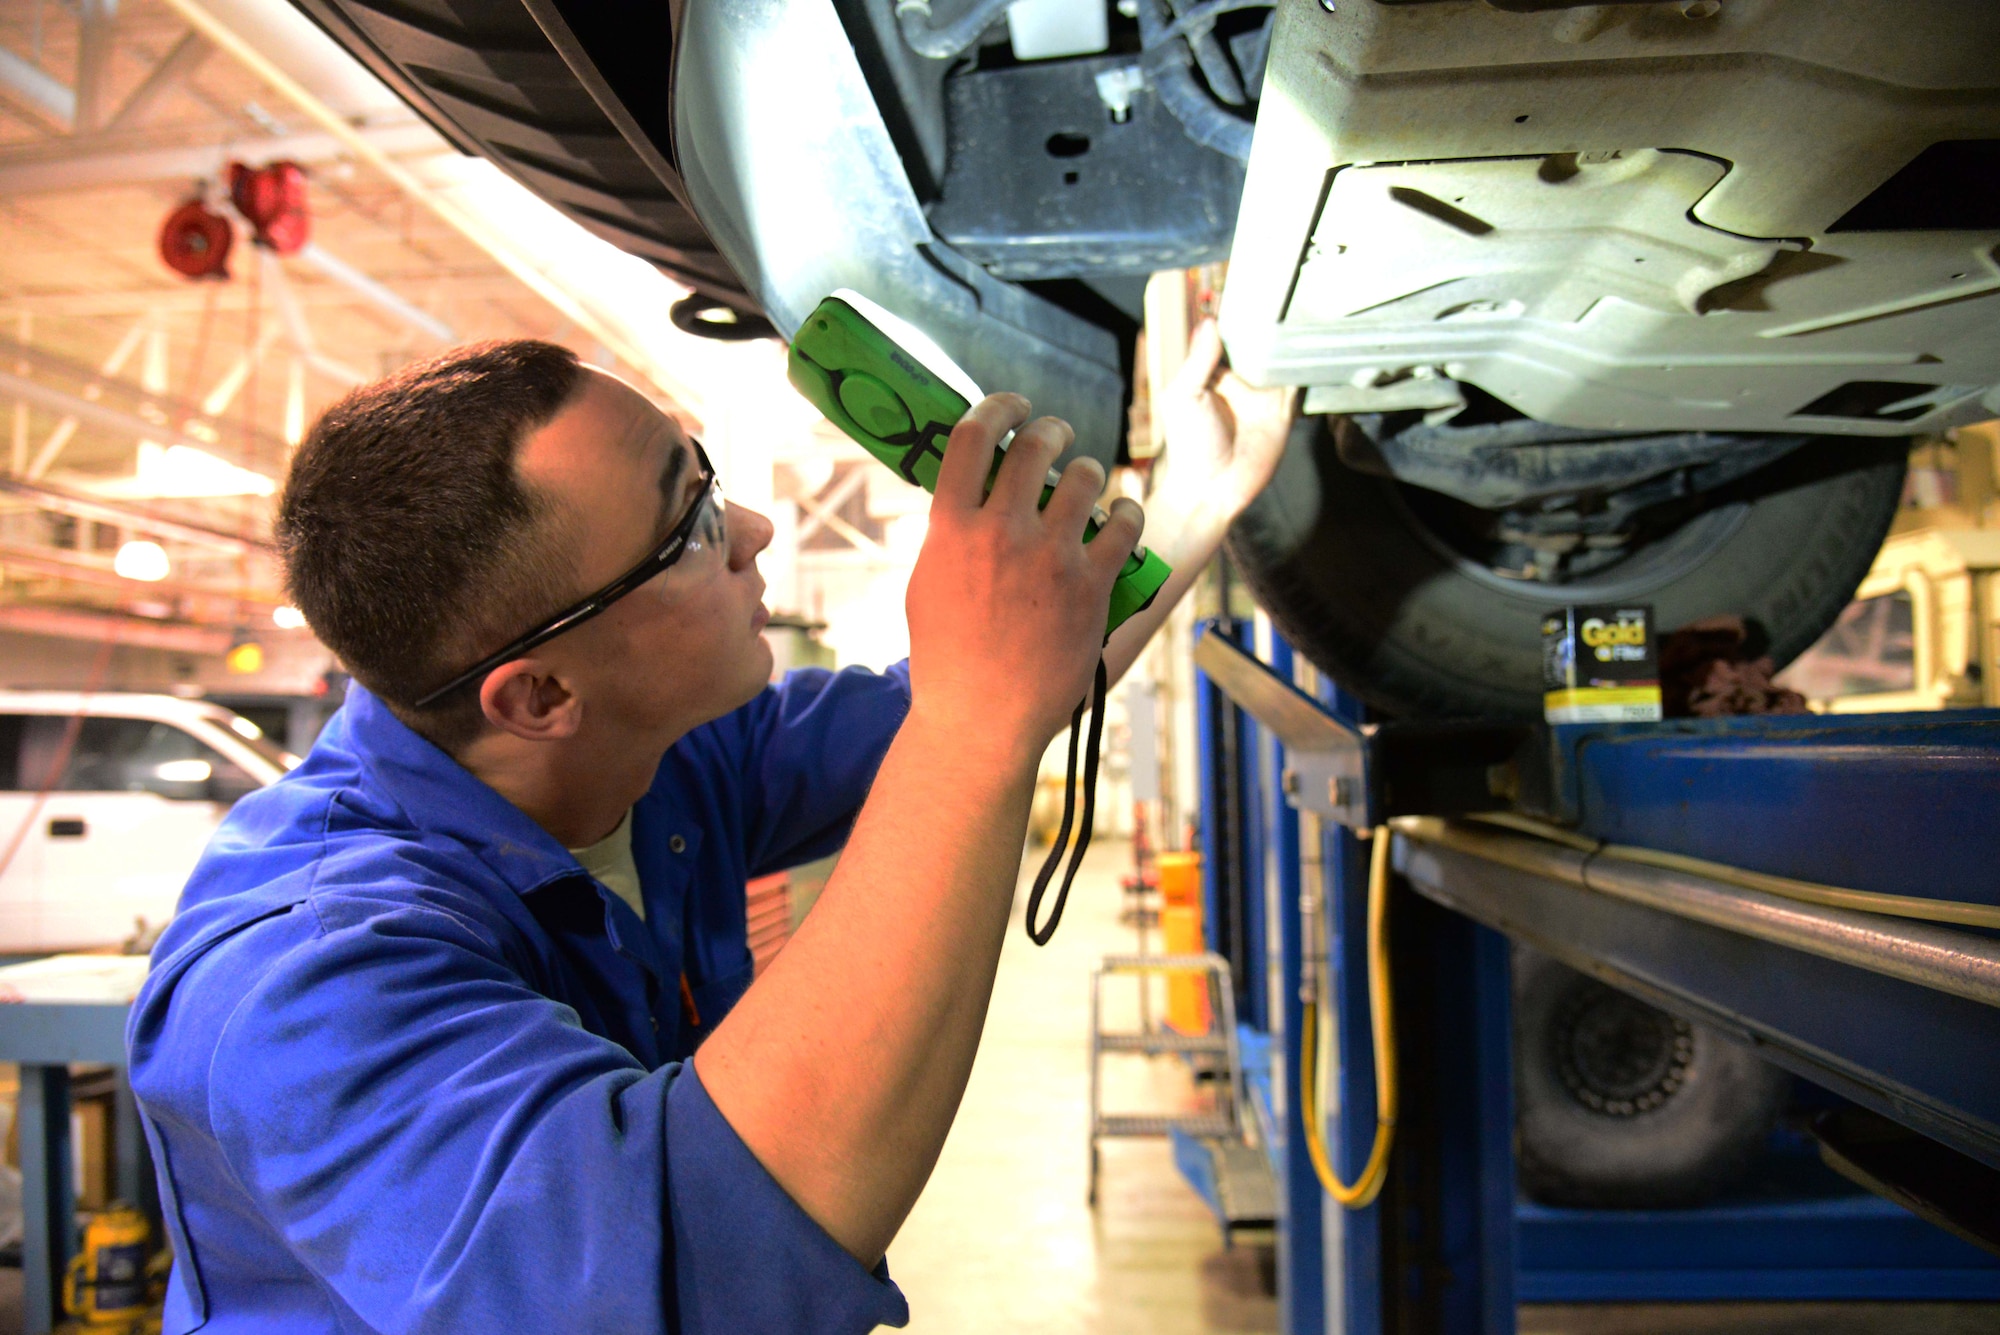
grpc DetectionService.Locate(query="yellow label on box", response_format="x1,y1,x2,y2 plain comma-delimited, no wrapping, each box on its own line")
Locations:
1543,685,1664,724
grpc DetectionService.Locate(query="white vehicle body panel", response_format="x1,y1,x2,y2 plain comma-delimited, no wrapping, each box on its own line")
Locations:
1788,526,2000,713
0,693,289,955
1222,0,2000,436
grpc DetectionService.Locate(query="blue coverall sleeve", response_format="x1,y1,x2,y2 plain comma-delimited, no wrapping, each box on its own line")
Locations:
200,892,908,1334
721,662,912,876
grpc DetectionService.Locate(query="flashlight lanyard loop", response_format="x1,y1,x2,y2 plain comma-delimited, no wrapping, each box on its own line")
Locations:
1024,655,1109,946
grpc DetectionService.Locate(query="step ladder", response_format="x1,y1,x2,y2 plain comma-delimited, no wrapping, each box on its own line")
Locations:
1087,951,1244,1205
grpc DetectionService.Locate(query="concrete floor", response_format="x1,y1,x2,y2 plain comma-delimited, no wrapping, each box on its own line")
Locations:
888,836,1271,1334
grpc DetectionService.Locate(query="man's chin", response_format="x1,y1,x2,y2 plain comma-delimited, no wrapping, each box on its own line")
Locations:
738,635,778,701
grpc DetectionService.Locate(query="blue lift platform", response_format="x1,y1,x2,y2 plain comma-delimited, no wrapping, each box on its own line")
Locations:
1186,615,2000,1334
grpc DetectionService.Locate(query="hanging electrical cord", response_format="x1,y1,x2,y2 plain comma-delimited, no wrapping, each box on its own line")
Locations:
893,0,1015,60
1024,656,1109,945
1468,811,2000,932
179,281,219,436
1299,826,1398,1209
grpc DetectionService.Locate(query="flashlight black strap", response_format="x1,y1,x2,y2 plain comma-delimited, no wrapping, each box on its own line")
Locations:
1025,655,1108,946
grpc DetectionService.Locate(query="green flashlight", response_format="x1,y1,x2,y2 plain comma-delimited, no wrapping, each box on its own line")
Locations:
786,290,1171,639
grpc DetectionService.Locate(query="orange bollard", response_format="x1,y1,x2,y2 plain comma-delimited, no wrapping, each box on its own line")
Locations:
1155,852,1210,1034
1156,851,1202,909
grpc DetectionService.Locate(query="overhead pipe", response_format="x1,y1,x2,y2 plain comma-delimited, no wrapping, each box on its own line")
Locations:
0,603,234,656
0,46,75,128
72,0,119,134
0,331,288,460
295,242,454,342
0,476,264,553
0,542,278,610
0,371,278,511
15,269,517,319
0,123,441,198
0,368,245,462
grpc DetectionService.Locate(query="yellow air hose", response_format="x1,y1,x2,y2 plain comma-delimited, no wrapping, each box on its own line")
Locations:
1293,803,1997,1213
1299,826,1396,1209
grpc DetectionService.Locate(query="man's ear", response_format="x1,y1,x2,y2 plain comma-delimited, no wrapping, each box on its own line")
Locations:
478,661,583,742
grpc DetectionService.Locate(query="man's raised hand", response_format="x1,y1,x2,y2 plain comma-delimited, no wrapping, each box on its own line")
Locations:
906,393,1143,757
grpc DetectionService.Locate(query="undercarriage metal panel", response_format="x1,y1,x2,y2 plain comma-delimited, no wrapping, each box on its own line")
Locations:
673,0,1127,465
1221,0,2000,437
929,55,1245,280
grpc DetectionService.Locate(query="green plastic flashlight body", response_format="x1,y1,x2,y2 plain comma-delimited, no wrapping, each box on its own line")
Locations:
786,295,1172,638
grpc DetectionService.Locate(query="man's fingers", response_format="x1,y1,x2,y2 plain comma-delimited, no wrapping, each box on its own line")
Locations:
1217,370,1295,417
1088,497,1144,577
987,415,1071,511
936,393,1030,511
1166,319,1225,403
1042,456,1105,539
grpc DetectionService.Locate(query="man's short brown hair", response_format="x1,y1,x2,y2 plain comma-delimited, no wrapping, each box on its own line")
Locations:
277,340,584,750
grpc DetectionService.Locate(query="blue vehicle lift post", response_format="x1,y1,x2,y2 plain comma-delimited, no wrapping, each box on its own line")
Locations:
1190,620,2000,1334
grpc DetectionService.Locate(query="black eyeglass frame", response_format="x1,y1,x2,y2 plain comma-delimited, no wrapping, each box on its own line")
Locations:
413,440,722,710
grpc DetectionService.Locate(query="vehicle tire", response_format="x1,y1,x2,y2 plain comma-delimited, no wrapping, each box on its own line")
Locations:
1223,415,1908,718
1512,947,1790,1208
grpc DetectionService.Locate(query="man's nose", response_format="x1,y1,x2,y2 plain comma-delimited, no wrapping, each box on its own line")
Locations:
726,501,774,570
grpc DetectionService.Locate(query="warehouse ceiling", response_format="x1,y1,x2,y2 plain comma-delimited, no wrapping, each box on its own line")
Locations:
0,0,734,673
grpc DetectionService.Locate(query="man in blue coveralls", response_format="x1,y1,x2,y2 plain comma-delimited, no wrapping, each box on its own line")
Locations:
126,323,1288,1333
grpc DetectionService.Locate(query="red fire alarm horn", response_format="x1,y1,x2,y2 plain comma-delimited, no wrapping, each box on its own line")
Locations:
228,160,310,255
158,199,234,280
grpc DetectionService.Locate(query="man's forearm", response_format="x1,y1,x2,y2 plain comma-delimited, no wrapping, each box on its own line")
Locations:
695,392,1147,1271
694,703,1035,1266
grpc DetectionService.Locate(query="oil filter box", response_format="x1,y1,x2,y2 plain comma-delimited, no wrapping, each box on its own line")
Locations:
1541,605,1663,723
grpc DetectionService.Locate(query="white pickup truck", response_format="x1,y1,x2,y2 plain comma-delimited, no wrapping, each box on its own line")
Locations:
1781,525,2000,713
0,693,294,956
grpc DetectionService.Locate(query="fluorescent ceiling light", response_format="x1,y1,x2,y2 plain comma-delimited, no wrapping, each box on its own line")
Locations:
114,539,171,582
88,442,277,500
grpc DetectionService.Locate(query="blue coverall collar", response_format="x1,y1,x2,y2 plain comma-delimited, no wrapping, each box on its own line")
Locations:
334,687,676,998
338,682,583,899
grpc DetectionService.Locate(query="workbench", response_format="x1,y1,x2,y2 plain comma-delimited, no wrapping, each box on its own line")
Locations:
0,954,151,1335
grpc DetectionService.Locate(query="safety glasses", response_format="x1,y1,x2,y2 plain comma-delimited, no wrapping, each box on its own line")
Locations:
413,440,726,709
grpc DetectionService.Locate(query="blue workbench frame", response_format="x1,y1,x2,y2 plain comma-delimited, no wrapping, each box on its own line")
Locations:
0,999,149,1335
